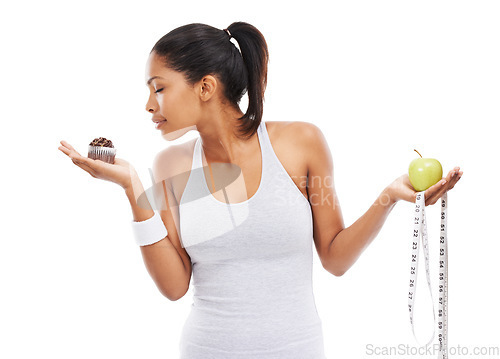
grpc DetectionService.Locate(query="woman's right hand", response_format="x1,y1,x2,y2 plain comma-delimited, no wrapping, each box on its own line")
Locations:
58,140,137,190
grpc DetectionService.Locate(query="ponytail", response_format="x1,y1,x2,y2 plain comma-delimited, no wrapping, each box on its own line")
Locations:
225,22,269,139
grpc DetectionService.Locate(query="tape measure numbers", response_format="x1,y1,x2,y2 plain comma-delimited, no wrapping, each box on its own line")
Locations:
408,191,448,359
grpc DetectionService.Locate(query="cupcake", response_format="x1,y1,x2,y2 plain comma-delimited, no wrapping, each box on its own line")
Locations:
88,137,116,164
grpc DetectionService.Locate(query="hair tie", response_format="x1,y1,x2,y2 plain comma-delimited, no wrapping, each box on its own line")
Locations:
223,28,232,39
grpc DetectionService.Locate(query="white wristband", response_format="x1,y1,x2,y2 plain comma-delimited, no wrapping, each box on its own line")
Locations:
131,211,168,246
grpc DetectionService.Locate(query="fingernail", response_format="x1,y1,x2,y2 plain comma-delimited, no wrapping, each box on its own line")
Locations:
441,180,447,185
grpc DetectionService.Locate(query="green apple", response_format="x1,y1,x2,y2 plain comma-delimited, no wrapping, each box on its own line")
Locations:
408,149,443,191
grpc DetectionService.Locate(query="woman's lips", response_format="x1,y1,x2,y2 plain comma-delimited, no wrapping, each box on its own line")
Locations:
154,120,166,129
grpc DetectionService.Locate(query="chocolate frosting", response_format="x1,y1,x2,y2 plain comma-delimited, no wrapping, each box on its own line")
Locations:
89,137,114,148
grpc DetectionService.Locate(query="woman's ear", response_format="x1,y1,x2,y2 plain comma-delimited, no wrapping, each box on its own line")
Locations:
199,75,218,100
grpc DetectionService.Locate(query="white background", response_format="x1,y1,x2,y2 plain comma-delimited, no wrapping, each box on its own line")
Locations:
1,1,498,358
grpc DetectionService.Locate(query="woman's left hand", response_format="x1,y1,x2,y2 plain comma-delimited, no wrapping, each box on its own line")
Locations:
387,167,463,205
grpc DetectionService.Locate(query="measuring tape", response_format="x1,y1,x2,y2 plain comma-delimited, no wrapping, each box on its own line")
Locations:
408,191,448,358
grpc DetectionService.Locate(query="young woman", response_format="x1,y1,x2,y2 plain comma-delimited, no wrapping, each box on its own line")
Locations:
58,21,462,359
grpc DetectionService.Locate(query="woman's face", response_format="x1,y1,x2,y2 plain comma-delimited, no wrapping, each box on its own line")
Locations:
145,52,198,140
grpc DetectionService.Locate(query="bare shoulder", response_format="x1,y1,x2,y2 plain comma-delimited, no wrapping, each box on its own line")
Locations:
266,120,322,142
153,140,193,178
266,121,326,171
152,138,197,202
153,138,195,168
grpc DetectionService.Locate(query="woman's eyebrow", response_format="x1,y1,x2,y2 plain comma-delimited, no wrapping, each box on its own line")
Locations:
146,76,165,85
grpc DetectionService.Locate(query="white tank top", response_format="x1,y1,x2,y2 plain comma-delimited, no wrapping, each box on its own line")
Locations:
178,120,327,359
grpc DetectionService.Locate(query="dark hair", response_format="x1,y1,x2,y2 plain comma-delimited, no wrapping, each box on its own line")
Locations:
150,21,269,140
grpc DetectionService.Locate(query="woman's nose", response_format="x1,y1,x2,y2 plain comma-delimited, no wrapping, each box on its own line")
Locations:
146,102,157,113
145,95,158,113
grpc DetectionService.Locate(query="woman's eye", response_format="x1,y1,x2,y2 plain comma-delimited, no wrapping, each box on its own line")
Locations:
155,88,164,93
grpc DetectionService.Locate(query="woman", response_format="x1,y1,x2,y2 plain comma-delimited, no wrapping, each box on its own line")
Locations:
58,22,462,359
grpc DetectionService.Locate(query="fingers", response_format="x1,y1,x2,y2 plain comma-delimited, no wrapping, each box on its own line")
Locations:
447,167,463,190
58,144,70,156
59,140,83,157
59,140,86,163
425,167,463,205
424,170,452,205
59,140,102,177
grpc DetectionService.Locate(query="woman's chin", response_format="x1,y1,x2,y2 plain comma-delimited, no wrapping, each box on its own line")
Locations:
161,125,196,141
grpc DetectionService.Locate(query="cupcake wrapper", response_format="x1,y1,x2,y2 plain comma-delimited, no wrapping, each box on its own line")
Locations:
88,145,116,164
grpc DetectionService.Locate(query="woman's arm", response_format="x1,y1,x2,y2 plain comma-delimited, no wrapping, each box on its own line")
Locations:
322,187,397,276
125,174,191,301
300,122,462,277
58,139,192,301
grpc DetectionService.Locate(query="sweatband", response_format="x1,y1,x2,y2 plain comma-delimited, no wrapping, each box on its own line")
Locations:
131,211,168,246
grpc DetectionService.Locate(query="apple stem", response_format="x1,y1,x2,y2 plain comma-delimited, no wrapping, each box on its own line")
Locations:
414,149,423,158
